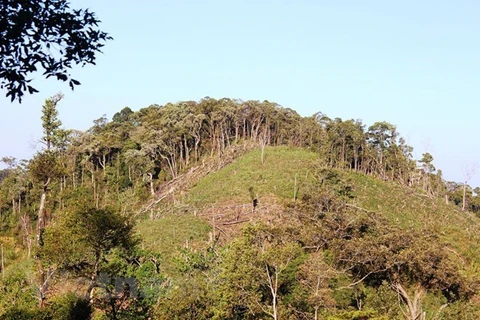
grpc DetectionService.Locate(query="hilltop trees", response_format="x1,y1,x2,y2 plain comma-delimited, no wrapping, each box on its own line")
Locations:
0,96,469,234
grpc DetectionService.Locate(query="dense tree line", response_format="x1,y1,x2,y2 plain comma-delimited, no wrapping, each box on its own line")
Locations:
0,96,435,215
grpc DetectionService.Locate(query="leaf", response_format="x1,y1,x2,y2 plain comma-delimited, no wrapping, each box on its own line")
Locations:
56,73,68,81
27,86,39,94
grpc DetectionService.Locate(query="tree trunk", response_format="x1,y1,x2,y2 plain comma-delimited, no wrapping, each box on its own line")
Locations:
21,214,32,258
184,136,190,166
1,244,4,279
36,178,50,246
86,258,100,302
148,173,155,196
392,283,425,320
37,263,55,307
261,139,266,165
265,264,279,320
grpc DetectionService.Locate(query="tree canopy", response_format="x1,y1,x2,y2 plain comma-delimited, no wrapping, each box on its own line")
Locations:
0,0,111,102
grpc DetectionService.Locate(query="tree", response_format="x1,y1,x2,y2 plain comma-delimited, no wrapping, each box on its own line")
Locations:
41,205,137,302
216,224,303,320
418,153,435,193
462,164,477,211
0,0,112,102
295,252,336,320
31,94,67,246
419,153,435,174
366,121,397,178
334,226,472,320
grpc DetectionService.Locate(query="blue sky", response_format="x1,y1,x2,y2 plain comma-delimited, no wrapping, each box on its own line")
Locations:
2,0,479,186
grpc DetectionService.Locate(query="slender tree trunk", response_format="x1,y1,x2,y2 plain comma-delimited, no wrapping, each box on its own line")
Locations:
266,265,279,320
101,154,107,176
21,214,32,258
87,258,100,302
37,263,55,307
148,173,155,196
1,244,4,279
462,182,467,211
36,178,50,246
38,261,46,307
194,136,200,162
184,136,190,166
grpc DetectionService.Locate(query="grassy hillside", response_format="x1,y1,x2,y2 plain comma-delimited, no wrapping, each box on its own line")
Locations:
178,146,480,269
135,146,480,318
349,171,480,266
146,147,480,267
185,146,318,207
137,147,318,274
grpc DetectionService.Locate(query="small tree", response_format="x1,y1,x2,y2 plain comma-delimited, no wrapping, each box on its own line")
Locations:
41,206,137,302
216,223,303,320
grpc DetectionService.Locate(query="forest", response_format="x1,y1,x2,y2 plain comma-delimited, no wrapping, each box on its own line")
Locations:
0,95,480,319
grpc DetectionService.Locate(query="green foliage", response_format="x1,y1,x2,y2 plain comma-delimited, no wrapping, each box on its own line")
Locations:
0,260,37,317
29,151,64,184
154,277,214,320
155,247,217,319
2,97,480,318
43,293,92,320
327,309,388,320
214,223,305,319
363,281,401,318
1,0,112,102
136,214,211,276
42,206,135,266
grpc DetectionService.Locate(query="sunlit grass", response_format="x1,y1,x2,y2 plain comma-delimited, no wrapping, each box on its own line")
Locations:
185,146,318,207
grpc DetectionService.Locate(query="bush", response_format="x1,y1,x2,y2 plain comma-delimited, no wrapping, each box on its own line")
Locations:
44,293,92,320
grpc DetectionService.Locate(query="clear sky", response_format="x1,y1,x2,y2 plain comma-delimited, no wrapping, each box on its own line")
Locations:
1,0,479,187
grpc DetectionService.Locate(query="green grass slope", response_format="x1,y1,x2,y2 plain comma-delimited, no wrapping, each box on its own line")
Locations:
185,146,318,207
140,146,480,279
136,146,318,276
348,171,480,266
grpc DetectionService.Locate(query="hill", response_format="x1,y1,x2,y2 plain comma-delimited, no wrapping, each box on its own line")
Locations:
139,146,480,319
1,96,480,319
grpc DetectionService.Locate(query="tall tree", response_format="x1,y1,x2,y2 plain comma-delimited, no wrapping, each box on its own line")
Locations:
462,164,477,211
32,94,67,245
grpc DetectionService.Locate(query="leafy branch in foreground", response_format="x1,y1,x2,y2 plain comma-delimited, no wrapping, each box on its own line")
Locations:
0,0,112,102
